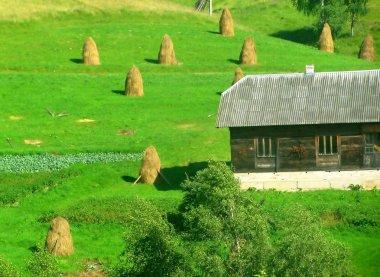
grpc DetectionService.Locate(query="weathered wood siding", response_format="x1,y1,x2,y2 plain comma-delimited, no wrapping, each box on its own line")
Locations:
278,137,315,171
341,136,363,167
230,139,255,172
229,123,380,172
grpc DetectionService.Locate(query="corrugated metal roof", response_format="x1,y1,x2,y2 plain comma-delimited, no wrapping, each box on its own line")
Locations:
216,70,380,128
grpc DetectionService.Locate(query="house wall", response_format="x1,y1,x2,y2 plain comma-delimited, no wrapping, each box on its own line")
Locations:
229,123,380,172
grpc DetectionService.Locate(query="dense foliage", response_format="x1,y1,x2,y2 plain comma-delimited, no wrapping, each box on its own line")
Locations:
291,0,368,37
113,161,352,276
26,246,59,277
270,208,352,276
0,256,21,277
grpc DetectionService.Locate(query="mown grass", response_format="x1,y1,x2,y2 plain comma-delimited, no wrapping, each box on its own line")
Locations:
0,0,379,275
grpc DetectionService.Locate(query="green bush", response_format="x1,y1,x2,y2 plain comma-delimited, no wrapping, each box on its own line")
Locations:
270,208,352,277
26,245,59,277
112,199,186,277
0,256,21,277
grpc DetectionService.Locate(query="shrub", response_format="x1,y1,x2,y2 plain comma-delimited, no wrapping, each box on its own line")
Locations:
112,199,186,276
348,184,362,191
26,245,59,277
0,256,21,277
270,208,352,277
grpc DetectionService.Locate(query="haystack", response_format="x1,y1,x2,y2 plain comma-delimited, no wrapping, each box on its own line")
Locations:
125,65,144,96
219,8,234,37
46,216,74,256
158,34,177,65
239,37,257,65
232,67,244,85
82,37,100,65
319,23,334,53
359,35,375,61
139,146,161,184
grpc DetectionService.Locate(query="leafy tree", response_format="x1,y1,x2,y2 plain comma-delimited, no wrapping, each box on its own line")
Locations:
270,208,352,277
181,161,271,276
112,199,186,277
291,0,322,15
114,162,352,276
291,0,349,37
344,0,368,36
319,1,348,37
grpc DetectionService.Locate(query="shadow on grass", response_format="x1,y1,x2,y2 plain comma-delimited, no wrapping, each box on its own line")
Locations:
122,176,135,182
227,58,240,65
156,161,209,191
121,161,231,191
216,91,224,96
207,30,220,35
70,58,83,64
112,90,125,95
271,27,317,46
145,58,159,64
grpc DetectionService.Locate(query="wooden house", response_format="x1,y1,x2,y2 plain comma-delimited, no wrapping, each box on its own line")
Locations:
216,69,380,172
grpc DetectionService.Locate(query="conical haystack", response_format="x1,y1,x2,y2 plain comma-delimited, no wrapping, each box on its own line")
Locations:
46,216,74,256
239,37,257,65
140,146,161,184
125,65,144,96
232,67,244,85
359,35,375,61
82,37,100,65
319,23,334,53
219,8,234,37
158,34,177,65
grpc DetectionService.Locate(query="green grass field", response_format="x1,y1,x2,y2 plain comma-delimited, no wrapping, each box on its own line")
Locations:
0,0,379,275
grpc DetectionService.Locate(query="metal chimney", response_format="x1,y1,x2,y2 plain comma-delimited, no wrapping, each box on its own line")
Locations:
305,65,314,75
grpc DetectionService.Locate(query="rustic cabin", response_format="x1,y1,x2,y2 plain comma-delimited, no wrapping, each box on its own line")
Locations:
216,69,380,173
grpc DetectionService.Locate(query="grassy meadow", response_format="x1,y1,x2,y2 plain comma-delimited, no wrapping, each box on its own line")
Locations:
0,0,379,275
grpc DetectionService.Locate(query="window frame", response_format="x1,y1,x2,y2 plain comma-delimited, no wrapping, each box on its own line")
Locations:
317,135,339,156
256,137,276,158
365,133,379,154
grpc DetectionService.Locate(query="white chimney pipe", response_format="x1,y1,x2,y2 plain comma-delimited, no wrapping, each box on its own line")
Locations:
306,65,314,74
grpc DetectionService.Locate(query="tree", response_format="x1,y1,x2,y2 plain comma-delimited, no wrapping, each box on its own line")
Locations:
181,161,271,276
291,0,350,37
344,0,368,36
114,162,352,276
270,208,352,277
112,200,186,276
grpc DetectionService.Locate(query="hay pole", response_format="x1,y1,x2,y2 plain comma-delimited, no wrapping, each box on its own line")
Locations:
133,175,142,185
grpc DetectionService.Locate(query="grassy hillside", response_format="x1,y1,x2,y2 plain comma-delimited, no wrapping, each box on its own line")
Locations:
198,0,380,62
0,0,379,275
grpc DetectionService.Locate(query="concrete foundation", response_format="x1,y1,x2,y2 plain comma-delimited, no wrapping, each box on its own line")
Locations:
236,170,380,191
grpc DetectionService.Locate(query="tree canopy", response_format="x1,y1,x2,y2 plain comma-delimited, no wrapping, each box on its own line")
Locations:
113,161,352,276
291,0,368,37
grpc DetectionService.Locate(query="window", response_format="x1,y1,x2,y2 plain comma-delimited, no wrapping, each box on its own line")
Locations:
318,136,338,155
365,133,380,154
257,137,276,157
